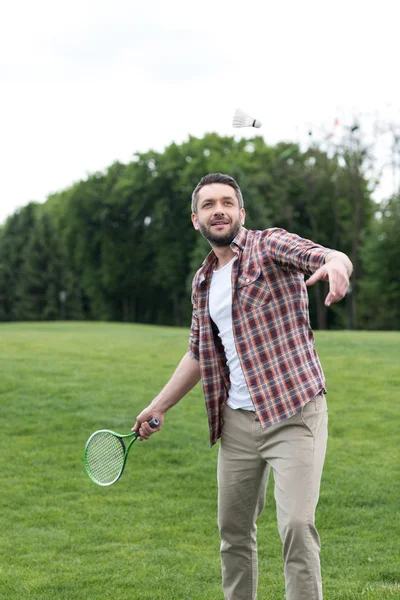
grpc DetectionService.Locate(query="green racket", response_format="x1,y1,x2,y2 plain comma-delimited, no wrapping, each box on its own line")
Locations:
84,417,159,486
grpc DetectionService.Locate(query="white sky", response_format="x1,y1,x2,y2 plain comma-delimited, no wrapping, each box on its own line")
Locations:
1,0,399,225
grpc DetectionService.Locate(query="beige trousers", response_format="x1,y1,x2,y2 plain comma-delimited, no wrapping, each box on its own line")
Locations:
217,394,328,600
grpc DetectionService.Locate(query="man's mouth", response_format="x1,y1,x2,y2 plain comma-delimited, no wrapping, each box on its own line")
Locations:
211,220,230,227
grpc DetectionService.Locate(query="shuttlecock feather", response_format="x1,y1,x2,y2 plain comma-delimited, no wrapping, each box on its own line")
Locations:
232,108,262,129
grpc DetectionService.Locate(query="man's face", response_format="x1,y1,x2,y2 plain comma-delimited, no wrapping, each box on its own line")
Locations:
191,183,245,247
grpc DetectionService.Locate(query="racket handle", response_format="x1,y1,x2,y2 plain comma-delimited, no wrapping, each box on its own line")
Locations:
133,416,160,438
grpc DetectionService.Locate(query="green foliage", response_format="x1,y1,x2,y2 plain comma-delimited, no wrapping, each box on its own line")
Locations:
0,323,398,599
0,132,390,329
358,195,400,329
14,212,65,320
0,203,40,320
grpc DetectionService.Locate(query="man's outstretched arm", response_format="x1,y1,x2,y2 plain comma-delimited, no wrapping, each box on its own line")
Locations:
132,351,201,440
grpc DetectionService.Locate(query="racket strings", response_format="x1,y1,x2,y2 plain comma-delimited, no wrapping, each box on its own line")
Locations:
85,432,126,484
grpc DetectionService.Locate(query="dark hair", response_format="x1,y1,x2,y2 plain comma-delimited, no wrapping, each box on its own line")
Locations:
191,173,244,213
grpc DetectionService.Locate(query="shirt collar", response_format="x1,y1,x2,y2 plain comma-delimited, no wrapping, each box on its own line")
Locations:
231,226,248,251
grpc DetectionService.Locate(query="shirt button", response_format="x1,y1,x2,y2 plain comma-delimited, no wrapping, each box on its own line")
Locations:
246,278,250,283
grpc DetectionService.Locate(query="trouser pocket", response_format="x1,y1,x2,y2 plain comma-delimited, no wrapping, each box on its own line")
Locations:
300,393,328,436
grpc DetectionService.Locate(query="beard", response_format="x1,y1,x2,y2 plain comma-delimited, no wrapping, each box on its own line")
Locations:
197,218,242,247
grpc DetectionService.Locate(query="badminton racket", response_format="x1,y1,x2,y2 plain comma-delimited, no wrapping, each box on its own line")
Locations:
84,417,159,486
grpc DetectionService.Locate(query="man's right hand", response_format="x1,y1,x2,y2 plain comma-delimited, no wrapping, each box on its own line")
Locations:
132,407,164,440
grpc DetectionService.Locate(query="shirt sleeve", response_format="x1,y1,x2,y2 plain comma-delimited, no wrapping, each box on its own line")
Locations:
263,228,334,276
188,283,200,362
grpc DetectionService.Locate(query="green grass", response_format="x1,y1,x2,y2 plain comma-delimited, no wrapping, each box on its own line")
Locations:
0,323,399,599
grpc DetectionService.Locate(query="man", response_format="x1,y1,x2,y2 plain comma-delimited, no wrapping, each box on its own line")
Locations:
133,173,352,600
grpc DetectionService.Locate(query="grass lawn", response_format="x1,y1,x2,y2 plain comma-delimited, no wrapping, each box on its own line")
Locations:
0,322,399,599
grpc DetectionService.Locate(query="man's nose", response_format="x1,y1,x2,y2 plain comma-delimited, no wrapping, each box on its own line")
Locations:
213,203,226,214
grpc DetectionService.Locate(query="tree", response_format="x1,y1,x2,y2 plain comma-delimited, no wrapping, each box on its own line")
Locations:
358,195,400,329
0,203,38,320
0,131,383,329
14,211,65,320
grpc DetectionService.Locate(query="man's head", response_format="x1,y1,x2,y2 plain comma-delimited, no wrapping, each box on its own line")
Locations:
191,173,245,247
191,173,244,214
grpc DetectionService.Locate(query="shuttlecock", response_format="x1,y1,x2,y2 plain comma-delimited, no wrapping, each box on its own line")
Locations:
232,108,262,129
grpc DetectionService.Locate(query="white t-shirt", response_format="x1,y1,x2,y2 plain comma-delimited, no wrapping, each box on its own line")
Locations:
209,256,254,411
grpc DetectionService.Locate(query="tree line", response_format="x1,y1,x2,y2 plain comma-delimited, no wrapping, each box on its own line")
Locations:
0,132,399,330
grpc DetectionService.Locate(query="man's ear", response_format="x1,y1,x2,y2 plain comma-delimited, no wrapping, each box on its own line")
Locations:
191,213,200,230
240,208,246,225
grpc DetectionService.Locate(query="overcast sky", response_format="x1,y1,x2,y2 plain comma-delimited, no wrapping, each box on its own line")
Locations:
1,0,399,225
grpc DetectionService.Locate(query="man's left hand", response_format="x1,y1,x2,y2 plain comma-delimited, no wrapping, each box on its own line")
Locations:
306,254,351,307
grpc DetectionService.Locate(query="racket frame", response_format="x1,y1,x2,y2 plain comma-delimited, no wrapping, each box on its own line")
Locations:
84,417,159,486
83,430,137,486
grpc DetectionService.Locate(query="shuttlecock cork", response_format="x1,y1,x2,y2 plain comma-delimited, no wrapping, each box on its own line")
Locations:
232,108,262,129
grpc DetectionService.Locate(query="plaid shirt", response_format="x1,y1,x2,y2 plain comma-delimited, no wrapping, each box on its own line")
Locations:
189,227,333,446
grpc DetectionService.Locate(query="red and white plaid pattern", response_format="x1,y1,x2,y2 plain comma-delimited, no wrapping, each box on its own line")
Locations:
189,227,333,446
